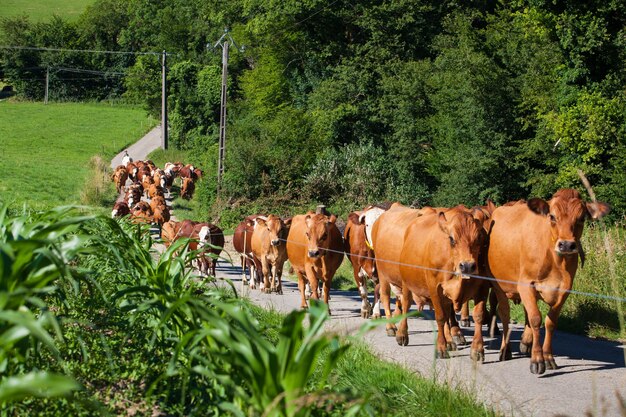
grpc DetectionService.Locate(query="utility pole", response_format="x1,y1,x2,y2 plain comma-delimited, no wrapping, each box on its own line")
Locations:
161,50,168,150
210,29,244,192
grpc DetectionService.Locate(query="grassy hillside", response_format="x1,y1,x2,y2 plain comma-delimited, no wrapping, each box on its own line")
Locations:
0,0,94,21
0,101,156,210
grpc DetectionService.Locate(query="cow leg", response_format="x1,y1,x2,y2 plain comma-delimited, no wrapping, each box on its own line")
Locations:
519,287,545,375
396,283,412,346
543,301,567,371
470,285,489,363
295,270,308,310
262,259,272,294
322,278,332,316
378,278,397,336
459,301,471,327
520,308,533,356
448,305,466,346
488,287,500,337
357,269,371,318
492,287,512,361
432,286,451,358
372,283,381,319
273,263,284,295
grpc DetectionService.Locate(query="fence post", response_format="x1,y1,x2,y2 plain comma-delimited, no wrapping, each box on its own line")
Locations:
44,67,49,104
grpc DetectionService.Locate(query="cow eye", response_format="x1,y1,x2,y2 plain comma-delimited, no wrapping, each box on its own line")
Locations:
305,232,310,239
449,236,456,247
549,213,557,223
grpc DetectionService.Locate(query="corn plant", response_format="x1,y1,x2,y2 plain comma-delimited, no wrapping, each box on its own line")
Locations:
0,205,87,404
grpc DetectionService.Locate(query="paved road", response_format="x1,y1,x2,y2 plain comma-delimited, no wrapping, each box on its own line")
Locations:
214,239,626,417
117,130,626,417
110,125,162,169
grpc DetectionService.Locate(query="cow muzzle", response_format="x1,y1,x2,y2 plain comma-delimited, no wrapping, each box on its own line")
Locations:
271,239,280,246
308,249,321,258
458,261,476,279
556,240,578,255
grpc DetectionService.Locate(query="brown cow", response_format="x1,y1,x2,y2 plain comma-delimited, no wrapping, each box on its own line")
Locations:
111,200,130,218
152,205,171,234
180,177,195,200
487,189,609,374
179,164,197,181
394,208,488,361
344,210,378,318
286,212,343,313
251,215,291,294
148,183,165,200
196,223,225,277
130,201,153,224
125,183,143,208
161,220,181,248
232,215,264,289
111,165,128,194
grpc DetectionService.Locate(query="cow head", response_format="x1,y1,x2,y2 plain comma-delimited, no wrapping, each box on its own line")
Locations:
256,214,291,247
527,189,610,257
438,209,485,280
304,213,337,259
438,209,486,310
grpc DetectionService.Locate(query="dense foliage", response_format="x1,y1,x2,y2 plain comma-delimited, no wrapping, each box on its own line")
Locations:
1,0,625,219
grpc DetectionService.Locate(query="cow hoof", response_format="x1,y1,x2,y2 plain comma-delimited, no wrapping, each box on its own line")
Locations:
372,312,381,319
499,348,512,361
470,349,484,363
519,342,532,356
446,342,457,352
436,350,450,359
530,361,546,375
277,290,283,295
545,358,558,370
263,288,272,294
386,328,397,337
460,319,471,327
452,334,467,346
396,334,409,346
361,309,370,319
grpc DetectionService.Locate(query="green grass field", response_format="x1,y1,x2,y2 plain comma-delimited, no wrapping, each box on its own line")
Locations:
0,0,94,22
0,101,156,210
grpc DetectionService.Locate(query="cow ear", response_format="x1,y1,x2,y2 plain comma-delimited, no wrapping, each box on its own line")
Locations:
255,218,266,228
328,214,337,224
471,207,486,223
246,219,255,227
358,213,367,224
486,199,497,215
283,217,292,227
527,198,549,216
586,202,610,220
437,212,450,235
305,215,313,229
348,213,360,225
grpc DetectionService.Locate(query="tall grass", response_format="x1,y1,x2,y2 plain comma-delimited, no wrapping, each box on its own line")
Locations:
80,155,115,208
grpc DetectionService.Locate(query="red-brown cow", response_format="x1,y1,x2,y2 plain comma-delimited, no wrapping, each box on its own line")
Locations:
180,177,195,200
394,207,488,360
161,220,181,248
232,215,263,289
286,212,343,313
251,214,291,294
344,210,378,318
111,200,130,218
487,189,609,374
111,165,128,194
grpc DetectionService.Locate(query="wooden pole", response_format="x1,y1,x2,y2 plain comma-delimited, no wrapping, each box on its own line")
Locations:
217,41,229,190
161,50,168,150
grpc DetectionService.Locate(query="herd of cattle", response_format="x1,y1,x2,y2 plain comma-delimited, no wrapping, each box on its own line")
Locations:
109,159,610,375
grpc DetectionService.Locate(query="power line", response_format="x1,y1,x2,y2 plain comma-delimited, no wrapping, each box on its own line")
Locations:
0,45,169,56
